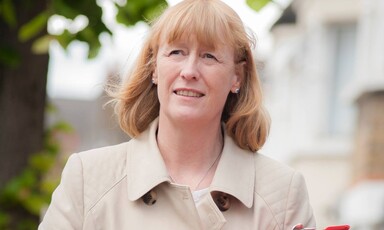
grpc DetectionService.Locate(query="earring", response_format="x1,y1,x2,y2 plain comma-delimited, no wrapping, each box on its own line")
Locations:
234,88,240,94
152,78,157,85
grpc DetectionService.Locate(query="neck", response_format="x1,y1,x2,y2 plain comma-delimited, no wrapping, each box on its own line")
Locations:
156,115,223,190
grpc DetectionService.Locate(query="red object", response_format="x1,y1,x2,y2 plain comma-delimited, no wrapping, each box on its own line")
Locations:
324,225,350,230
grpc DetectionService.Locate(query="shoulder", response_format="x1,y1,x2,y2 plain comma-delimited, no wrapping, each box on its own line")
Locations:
253,152,303,194
77,142,129,170
71,142,130,209
253,153,298,198
253,153,307,225
76,142,130,182
253,153,296,183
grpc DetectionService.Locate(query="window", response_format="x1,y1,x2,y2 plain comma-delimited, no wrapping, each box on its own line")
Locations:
327,23,357,137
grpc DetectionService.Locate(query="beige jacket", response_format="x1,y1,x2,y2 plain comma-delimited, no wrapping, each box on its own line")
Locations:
39,119,315,229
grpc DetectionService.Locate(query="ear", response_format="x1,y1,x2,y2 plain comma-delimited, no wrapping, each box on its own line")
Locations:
231,61,246,93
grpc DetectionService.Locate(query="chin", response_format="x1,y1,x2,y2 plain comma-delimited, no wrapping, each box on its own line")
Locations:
173,112,219,124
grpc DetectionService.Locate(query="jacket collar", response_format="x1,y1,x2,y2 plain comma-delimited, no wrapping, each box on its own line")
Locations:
126,118,171,201
126,118,255,208
210,132,255,208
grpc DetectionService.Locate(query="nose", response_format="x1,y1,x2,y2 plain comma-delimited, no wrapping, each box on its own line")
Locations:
180,55,200,80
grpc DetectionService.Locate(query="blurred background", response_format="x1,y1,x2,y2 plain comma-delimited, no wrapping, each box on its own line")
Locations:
1,0,383,229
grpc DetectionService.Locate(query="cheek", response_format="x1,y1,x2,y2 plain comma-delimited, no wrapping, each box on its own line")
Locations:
156,83,167,106
157,66,181,92
156,59,174,79
219,71,237,89
155,70,173,101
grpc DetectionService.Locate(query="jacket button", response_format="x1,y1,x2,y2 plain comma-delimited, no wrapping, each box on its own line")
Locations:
142,190,157,205
212,191,231,212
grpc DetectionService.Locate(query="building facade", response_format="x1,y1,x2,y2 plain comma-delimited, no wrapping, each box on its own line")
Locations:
265,0,384,228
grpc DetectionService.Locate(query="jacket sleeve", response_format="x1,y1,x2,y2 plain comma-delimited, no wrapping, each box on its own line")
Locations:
39,153,84,230
283,171,316,229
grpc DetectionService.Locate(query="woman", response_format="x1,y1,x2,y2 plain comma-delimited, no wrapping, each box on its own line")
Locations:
39,0,315,229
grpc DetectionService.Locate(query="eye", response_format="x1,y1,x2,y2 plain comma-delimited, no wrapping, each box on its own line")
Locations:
203,53,217,60
169,50,182,55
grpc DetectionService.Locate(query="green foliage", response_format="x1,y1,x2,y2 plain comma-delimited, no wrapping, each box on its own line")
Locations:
0,44,20,67
31,34,53,54
115,0,168,25
0,0,274,65
49,0,111,58
0,0,168,64
18,12,49,42
0,120,72,230
246,0,271,12
0,0,17,27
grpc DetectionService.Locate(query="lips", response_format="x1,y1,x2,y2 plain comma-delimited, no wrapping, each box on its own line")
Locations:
174,90,204,98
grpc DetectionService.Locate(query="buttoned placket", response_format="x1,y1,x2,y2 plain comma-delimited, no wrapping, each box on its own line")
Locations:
196,191,227,230
140,183,229,230
127,118,255,229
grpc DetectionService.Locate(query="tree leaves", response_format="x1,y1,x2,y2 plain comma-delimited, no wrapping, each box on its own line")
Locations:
115,0,167,26
246,0,271,12
19,12,49,42
48,0,109,58
32,34,53,54
0,0,17,27
0,118,72,226
2,0,272,64
48,0,167,58
0,44,20,67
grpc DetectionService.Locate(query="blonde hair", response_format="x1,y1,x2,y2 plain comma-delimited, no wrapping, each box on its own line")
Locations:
111,0,270,152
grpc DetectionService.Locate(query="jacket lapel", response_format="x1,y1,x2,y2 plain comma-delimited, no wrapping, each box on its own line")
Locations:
210,130,256,208
126,118,171,201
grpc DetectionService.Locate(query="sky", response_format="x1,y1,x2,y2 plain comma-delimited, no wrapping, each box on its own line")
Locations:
47,0,291,100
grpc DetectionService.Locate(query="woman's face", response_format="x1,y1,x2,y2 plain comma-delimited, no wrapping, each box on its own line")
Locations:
153,34,241,124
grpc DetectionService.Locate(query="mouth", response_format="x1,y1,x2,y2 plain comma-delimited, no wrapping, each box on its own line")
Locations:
174,90,204,98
